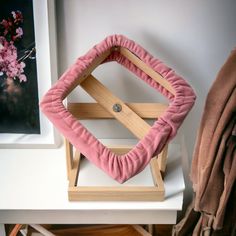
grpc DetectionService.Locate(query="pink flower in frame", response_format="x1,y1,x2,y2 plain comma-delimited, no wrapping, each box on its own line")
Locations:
0,10,27,83
14,27,23,40
11,11,23,24
0,36,27,82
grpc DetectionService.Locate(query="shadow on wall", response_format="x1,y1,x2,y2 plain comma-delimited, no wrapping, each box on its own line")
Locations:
142,31,205,159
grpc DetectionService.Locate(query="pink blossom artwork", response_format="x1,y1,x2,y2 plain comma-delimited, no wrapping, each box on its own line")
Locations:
0,0,40,134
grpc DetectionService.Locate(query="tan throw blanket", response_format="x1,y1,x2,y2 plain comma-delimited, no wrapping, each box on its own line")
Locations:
173,49,236,236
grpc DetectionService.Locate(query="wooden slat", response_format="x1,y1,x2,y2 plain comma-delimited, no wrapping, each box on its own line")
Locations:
147,225,154,235
132,225,152,236
108,145,132,155
68,186,164,201
67,102,168,119
63,49,112,99
150,157,165,191
49,225,151,236
158,145,168,173
68,150,81,187
65,139,73,180
120,47,176,95
80,75,151,139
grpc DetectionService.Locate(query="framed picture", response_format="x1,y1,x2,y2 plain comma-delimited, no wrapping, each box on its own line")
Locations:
0,0,60,148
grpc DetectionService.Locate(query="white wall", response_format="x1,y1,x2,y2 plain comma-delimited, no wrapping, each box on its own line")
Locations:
55,0,236,199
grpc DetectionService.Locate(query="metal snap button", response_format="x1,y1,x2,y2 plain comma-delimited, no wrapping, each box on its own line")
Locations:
113,103,122,112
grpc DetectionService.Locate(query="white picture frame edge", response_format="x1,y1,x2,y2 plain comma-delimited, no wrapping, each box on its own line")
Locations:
0,0,61,148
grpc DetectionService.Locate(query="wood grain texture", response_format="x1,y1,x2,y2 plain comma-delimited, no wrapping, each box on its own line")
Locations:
120,47,176,95
44,224,152,236
158,145,168,173
67,103,168,119
80,75,151,139
68,186,164,201
108,145,134,155
63,49,112,98
7,224,173,236
150,158,165,192
65,139,73,180
133,225,152,236
68,150,81,187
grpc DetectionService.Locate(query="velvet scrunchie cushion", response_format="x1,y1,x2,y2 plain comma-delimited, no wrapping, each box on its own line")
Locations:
40,35,196,183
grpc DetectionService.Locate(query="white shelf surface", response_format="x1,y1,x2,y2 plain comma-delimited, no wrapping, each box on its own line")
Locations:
0,139,185,224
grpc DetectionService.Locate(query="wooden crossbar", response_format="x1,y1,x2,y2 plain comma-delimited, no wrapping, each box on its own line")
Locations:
67,103,168,119
68,185,164,201
80,75,151,139
67,74,168,173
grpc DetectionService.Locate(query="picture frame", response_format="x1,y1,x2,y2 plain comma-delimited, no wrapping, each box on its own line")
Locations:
0,0,60,148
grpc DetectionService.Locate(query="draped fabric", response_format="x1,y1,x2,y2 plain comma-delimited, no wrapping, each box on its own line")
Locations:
173,49,236,236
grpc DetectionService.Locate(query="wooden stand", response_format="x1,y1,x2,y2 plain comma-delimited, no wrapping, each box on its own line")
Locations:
65,83,169,201
64,46,175,201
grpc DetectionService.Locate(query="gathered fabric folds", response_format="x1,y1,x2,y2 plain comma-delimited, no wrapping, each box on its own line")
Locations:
40,35,196,183
173,49,236,236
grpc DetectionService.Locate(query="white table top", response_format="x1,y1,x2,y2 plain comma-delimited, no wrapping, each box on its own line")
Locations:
0,140,185,224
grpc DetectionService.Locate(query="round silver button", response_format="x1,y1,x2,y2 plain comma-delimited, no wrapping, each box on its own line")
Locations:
113,103,122,112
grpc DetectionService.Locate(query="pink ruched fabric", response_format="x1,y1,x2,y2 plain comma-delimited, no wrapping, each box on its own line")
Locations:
40,35,196,183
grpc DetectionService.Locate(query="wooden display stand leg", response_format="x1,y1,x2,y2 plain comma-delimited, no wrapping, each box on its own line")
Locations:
65,139,73,180
158,145,168,174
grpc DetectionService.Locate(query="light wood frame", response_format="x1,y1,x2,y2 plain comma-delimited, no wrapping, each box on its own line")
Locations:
64,45,174,201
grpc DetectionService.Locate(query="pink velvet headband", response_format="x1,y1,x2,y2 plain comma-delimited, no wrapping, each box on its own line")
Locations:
40,35,196,183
